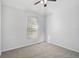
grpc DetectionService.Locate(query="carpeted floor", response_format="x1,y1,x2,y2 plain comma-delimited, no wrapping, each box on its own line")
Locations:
0,42,79,58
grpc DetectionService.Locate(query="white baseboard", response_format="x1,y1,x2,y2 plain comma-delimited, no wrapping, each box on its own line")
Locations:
2,41,44,52
48,41,79,53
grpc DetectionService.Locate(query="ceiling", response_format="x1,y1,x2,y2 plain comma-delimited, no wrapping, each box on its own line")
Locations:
2,0,45,15
2,0,58,15
2,0,38,9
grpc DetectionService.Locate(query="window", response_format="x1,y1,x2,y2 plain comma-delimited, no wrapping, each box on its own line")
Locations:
27,16,38,39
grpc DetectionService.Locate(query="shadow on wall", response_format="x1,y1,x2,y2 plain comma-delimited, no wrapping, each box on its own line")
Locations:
47,0,79,53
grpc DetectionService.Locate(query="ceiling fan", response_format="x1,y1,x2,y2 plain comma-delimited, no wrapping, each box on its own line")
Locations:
34,0,56,7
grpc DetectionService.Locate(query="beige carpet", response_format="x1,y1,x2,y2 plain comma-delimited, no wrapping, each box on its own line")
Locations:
0,42,79,58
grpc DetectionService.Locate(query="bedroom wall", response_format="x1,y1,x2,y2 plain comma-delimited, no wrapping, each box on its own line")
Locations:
47,0,79,52
0,0,1,55
2,5,45,51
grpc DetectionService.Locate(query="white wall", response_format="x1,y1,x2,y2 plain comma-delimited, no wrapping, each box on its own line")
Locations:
2,5,45,51
0,0,1,55
47,0,79,52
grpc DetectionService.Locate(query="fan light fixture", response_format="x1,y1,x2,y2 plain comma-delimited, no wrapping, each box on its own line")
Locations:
34,0,56,7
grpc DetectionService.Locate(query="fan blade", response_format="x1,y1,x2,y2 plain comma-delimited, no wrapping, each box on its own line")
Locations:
48,0,56,1
34,1,41,5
